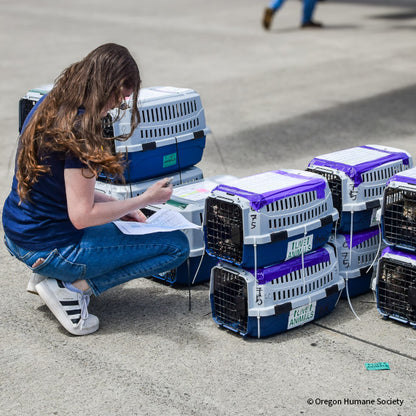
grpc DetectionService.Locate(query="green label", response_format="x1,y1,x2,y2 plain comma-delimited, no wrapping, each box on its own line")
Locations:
163,153,177,168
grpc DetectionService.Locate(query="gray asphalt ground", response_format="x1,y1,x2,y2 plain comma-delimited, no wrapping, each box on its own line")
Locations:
1,1,416,415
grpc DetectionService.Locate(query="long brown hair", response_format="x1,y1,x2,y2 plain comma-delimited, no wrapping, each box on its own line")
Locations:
16,43,141,202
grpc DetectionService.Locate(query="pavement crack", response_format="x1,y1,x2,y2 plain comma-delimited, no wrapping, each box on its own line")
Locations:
312,322,416,362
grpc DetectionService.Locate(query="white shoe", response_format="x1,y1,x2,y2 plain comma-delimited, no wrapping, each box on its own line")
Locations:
27,273,47,295
35,278,99,336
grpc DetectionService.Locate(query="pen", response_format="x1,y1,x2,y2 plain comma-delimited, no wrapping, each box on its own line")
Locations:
163,177,174,187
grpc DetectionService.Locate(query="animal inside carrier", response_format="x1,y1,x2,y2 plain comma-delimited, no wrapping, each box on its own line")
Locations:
95,166,204,200
329,227,383,298
376,247,416,328
210,245,344,338
109,86,209,182
307,145,412,233
142,175,237,285
204,169,339,268
382,167,416,252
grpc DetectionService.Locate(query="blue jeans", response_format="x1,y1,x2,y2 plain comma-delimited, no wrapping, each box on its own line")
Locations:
268,0,318,24
4,223,189,296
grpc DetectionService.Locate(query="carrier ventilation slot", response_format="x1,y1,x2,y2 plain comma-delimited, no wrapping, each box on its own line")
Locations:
267,202,328,230
361,165,401,184
265,191,317,212
140,99,198,124
212,268,248,333
378,259,416,322
206,198,243,264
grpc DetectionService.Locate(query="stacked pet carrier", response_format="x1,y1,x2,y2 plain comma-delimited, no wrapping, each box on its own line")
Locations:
205,169,345,338
19,85,209,192
308,145,412,298
377,167,416,328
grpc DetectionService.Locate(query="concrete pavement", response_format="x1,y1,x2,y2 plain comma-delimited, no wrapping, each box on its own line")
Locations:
1,1,416,415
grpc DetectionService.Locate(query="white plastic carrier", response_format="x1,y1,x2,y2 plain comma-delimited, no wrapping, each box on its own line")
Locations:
382,167,416,252
95,166,204,200
204,169,339,268
329,227,383,297
210,245,344,338
307,145,412,233
110,86,209,182
376,247,416,328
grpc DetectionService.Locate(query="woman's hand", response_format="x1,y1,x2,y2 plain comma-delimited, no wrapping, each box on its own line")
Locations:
141,178,173,205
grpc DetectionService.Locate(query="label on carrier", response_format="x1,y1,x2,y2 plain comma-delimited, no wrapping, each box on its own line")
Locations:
287,302,316,330
285,235,313,260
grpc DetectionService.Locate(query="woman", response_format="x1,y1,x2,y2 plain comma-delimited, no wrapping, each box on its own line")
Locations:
2,43,189,336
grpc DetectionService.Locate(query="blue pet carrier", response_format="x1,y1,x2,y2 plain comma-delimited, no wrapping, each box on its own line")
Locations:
382,167,416,252
142,176,237,285
210,245,344,338
329,227,383,298
376,247,416,328
307,145,412,234
204,169,338,268
110,86,209,182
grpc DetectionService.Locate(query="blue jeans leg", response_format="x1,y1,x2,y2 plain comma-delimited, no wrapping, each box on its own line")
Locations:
4,223,190,296
302,0,318,24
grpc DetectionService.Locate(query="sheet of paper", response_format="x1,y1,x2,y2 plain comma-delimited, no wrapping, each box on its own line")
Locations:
113,208,201,235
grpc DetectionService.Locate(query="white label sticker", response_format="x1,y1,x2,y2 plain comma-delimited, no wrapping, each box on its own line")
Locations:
286,235,313,260
287,302,316,330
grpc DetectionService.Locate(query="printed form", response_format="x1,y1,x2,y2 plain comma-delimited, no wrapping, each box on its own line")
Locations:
113,208,201,235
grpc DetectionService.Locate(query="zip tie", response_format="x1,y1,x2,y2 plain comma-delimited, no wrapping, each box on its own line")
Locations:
366,223,382,274
345,278,361,320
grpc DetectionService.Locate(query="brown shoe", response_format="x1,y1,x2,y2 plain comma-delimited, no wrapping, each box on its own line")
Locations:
262,8,275,30
301,20,323,29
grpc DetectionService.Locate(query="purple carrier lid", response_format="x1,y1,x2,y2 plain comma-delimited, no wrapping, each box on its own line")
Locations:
250,246,330,285
341,227,380,248
212,170,326,211
386,167,416,187
308,145,410,187
382,246,416,263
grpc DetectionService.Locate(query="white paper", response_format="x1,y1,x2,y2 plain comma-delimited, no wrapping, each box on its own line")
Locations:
113,208,201,235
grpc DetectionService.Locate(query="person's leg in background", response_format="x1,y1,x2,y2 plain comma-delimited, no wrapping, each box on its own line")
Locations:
301,0,322,28
262,0,287,30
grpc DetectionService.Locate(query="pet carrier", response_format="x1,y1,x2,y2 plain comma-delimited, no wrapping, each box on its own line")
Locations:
382,167,416,252
204,169,339,268
95,166,204,200
210,245,344,338
329,227,383,298
376,247,416,328
18,85,52,132
109,86,209,182
143,175,237,285
307,145,412,234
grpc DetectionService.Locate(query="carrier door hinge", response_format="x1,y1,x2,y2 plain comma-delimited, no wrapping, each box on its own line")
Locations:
274,302,292,315
142,142,157,151
325,284,339,297
366,200,380,210
271,230,289,243
320,215,333,227
193,130,205,139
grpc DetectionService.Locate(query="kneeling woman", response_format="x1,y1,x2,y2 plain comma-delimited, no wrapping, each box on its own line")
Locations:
2,43,189,336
